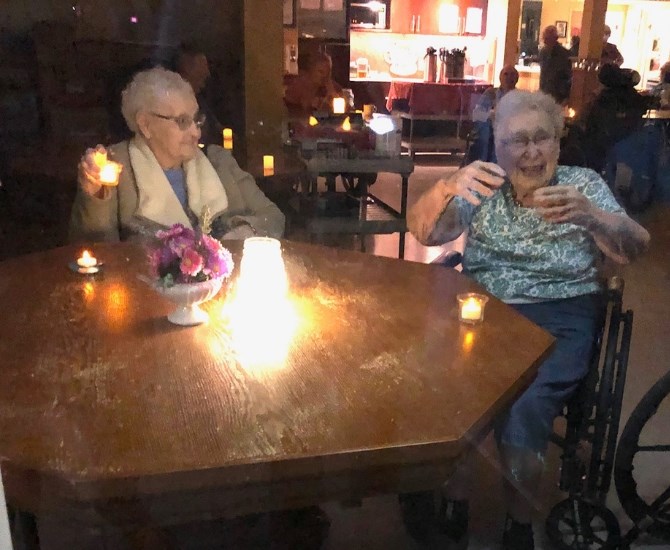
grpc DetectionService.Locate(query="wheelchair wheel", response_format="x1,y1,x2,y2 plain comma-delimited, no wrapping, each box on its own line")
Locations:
614,370,670,541
546,498,620,549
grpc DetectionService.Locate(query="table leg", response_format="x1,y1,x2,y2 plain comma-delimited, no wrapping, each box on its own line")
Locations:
399,174,409,259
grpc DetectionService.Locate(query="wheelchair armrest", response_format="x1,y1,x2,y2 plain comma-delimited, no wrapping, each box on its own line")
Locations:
431,250,463,268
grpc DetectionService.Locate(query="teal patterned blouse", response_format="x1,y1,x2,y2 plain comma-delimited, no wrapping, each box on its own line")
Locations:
452,166,625,303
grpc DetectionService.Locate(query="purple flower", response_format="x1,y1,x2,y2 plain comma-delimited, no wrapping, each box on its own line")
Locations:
203,248,234,279
180,248,204,277
148,223,234,285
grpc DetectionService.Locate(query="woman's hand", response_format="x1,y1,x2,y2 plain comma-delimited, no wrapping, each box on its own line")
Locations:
531,185,595,226
78,145,108,198
441,161,506,205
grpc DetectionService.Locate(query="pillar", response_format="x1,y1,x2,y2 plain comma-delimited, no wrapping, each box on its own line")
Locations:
569,0,608,113
503,0,523,66
243,0,284,168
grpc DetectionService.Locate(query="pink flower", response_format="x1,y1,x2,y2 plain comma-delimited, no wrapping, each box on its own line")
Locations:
180,248,204,277
156,223,188,241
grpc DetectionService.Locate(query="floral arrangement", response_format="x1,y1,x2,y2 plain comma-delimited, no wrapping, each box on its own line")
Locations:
147,223,234,286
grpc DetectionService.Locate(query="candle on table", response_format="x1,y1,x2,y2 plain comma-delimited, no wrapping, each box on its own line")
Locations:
332,97,346,114
77,250,97,269
457,293,489,324
263,155,275,177
223,128,233,150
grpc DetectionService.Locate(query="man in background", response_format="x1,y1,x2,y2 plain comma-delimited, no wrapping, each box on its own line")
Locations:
176,45,224,146
538,25,573,104
601,25,624,67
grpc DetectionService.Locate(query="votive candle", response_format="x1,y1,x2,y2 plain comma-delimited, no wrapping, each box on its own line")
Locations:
457,293,489,324
332,97,346,114
77,250,97,269
263,155,274,177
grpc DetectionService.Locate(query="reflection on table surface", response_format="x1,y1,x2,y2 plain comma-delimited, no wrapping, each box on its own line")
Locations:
0,240,552,534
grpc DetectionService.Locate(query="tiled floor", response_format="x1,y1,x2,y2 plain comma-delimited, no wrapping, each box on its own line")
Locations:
2,158,669,549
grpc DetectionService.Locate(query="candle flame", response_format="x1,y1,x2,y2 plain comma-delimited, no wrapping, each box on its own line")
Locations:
309,116,319,126
342,116,351,131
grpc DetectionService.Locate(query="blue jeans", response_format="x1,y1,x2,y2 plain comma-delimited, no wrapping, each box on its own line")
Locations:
494,294,602,453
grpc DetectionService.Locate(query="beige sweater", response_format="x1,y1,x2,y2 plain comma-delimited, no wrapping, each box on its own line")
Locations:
69,142,285,243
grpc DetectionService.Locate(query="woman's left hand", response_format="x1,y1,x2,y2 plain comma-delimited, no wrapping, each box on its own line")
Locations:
530,185,595,227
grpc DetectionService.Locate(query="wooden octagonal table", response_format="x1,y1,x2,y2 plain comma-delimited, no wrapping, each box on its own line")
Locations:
0,241,553,548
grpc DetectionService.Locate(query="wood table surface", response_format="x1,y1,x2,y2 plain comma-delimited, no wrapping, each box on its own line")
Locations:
0,241,553,528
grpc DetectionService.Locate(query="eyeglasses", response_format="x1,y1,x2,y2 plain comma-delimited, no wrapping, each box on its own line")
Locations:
501,132,557,154
150,111,206,131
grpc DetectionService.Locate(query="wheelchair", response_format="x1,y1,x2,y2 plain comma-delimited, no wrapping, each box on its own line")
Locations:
398,251,636,549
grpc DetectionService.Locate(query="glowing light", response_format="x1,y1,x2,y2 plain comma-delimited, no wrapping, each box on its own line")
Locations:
77,250,97,269
263,155,274,177
130,16,138,23
568,107,576,118
341,116,351,131
308,116,319,126
462,330,475,352
457,293,489,324
99,161,122,185
225,238,295,370
333,97,346,114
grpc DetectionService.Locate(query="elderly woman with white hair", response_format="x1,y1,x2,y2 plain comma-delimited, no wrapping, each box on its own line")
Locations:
406,90,649,549
69,67,284,243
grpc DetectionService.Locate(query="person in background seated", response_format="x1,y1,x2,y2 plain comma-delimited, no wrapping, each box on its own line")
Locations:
70,67,284,243
601,25,624,67
538,25,573,104
406,90,649,549
468,65,519,162
473,65,519,120
284,52,343,116
652,61,670,109
577,64,650,174
175,45,224,146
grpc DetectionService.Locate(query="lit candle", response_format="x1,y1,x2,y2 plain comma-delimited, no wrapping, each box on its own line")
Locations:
457,293,489,324
99,160,122,186
93,150,107,168
308,116,319,126
332,97,346,114
223,128,233,150
341,116,351,132
77,250,97,269
263,155,274,177
568,107,576,119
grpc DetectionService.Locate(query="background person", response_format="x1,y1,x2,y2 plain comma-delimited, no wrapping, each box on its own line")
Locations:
538,25,573,104
407,90,649,549
284,52,343,116
175,45,224,146
601,25,624,66
70,67,284,243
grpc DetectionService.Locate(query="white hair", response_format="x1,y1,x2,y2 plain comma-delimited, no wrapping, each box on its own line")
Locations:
493,90,564,144
121,67,195,133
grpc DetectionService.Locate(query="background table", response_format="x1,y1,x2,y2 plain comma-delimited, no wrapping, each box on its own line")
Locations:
301,156,414,258
0,241,553,548
386,81,492,155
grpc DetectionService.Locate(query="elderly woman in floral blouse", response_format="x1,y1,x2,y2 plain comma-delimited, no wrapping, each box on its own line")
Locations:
407,90,649,549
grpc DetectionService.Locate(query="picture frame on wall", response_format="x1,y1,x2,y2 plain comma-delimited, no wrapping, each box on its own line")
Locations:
283,0,296,27
555,20,568,39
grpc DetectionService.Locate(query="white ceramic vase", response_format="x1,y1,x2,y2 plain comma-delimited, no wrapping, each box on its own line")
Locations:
153,278,223,326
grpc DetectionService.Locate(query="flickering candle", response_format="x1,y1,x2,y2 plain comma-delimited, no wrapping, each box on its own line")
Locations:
99,160,122,186
341,116,351,131
263,155,274,177
457,293,489,324
332,97,346,114
223,128,233,149
77,250,97,268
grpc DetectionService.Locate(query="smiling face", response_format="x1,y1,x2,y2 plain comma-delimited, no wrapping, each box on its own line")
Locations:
137,91,201,169
495,109,560,194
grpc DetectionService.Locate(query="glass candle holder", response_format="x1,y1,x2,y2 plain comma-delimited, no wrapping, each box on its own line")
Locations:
237,237,287,302
99,161,123,186
457,293,489,325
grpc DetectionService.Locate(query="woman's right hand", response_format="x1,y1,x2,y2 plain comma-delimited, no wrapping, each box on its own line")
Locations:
440,160,506,206
78,145,108,198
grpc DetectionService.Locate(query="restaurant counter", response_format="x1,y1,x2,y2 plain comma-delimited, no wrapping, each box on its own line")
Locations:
516,64,541,92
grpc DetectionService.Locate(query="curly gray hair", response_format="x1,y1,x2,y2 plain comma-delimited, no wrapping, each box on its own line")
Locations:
493,90,564,144
121,67,195,133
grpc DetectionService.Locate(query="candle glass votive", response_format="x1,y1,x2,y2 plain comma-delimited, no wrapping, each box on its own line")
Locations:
457,292,489,325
